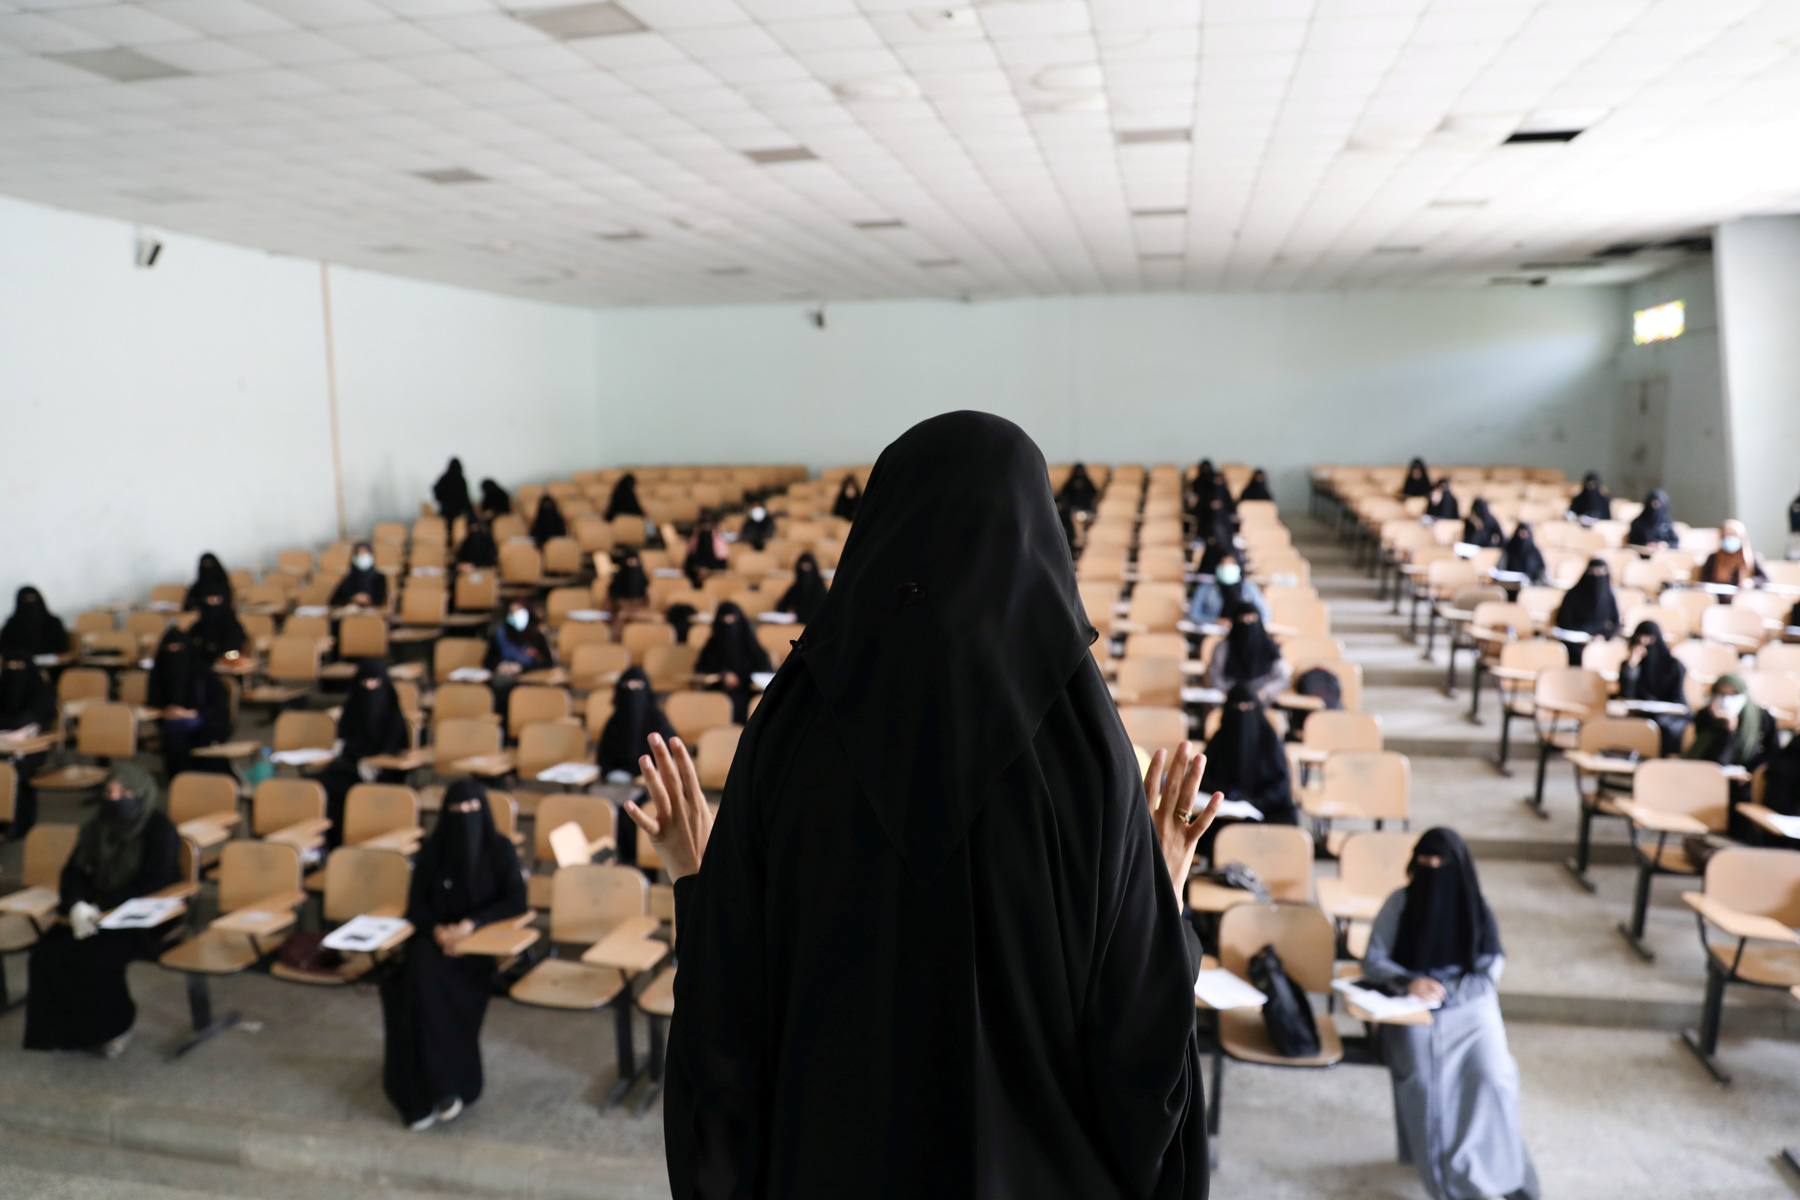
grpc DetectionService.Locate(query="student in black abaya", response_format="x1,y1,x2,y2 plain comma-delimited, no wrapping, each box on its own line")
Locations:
1238,467,1273,502
478,479,511,519
831,474,863,522
775,552,828,625
604,473,645,522
379,779,526,1131
1057,461,1098,513
184,553,230,611
0,586,69,659
1208,601,1292,704
0,656,57,838
455,515,499,571
330,542,388,609
1424,478,1460,521
608,550,651,637
433,457,473,523
318,659,412,849
684,512,729,587
1553,558,1620,665
1463,497,1504,548
1198,682,1298,856
24,763,180,1058
629,411,1215,1200
739,504,776,551
188,585,246,662
1568,471,1611,521
1498,523,1547,584
1759,729,1800,820
485,601,552,699
529,495,567,547
1626,489,1677,550
1617,621,1689,755
693,601,769,723
597,667,675,778
146,624,233,778
1401,458,1432,498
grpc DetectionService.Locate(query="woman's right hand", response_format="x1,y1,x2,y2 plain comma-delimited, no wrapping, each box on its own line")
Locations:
625,733,714,881
1407,976,1447,1004
1145,742,1221,903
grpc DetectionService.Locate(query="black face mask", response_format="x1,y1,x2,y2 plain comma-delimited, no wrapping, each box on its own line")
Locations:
108,791,144,822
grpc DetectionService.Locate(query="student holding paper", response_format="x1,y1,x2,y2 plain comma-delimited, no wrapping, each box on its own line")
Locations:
1361,828,1538,1200
0,656,57,838
146,623,234,778
23,763,180,1058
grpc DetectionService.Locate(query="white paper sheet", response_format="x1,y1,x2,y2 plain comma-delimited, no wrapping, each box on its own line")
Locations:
148,601,179,613
536,761,600,785
1193,968,1267,1009
33,653,61,667
294,605,328,618
99,896,184,930
448,667,491,683
1181,686,1225,704
1213,800,1265,822
750,672,776,690
1762,812,1800,841
758,611,797,625
322,914,410,953
566,609,607,623
1619,698,1688,715
270,747,337,766
653,568,684,578
1332,977,1439,1019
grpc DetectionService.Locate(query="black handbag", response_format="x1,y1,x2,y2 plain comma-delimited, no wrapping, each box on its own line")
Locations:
1211,862,1269,903
1248,943,1321,1058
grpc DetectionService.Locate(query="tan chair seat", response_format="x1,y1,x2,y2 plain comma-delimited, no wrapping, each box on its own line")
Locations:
639,965,676,1018
160,929,266,975
1186,879,1258,914
31,765,108,791
270,953,377,986
1219,1006,1345,1068
1639,842,1700,874
0,915,42,954
528,873,554,909
510,958,625,1009
1710,941,1800,988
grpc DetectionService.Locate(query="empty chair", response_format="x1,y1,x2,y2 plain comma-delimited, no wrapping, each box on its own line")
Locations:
516,721,589,783
273,709,335,755
1186,823,1314,913
510,863,647,1011
1617,759,1730,960
342,784,422,853
507,685,571,739
1118,705,1188,758
33,702,135,793
694,724,742,791
253,777,331,849
1299,750,1410,853
431,716,503,776
664,690,734,744
1678,848,1800,1083
1114,656,1183,707
529,793,619,907
1525,667,1608,814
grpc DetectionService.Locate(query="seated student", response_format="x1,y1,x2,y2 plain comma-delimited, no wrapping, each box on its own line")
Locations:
330,542,388,609
184,553,231,611
607,550,651,638
24,763,181,1059
1552,558,1619,664
146,624,233,777
433,457,472,523
1362,828,1539,1200
1197,683,1298,856
478,478,511,519
684,512,729,588
604,472,644,521
319,660,411,850
1207,601,1292,705
739,504,776,551
694,601,771,724
0,586,69,660
1617,621,1689,755
1759,725,1800,819
597,667,674,780
1626,489,1677,550
529,495,567,548
1056,461,1098,513
1684,674,1781,840
1237,467,1273,503
484,600,552,696
1462,497,1504,548
1423,478,1460,522
831,475,862,522
1190,459,1236,522
1400,457,1432,498
455,514,498,571
0,656,56,838
1698,519,1766,587
188,584,246,662
379,780,526,1131
1568,471,1611,521
1186,554,1269,627
775,552,828,625
1789,488,1800,561
1497,523,1547,585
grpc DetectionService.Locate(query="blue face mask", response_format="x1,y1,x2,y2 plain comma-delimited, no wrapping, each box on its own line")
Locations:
1721,536,1742,553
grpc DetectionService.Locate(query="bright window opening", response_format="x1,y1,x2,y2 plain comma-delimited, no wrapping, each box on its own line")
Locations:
1633,300,1685,344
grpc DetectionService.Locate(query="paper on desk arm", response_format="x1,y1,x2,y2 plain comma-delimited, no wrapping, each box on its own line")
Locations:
536,762,598,786
448,667,491,683
99,896,184,930
1332,977,1439,1018
1194,968,1268,1009
322,914,410,953
270,746,339,766
1212,799,1265,822
1762,812,1800,841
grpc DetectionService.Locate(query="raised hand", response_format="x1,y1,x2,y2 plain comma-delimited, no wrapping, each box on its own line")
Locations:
1144,741,1221,902
624,732,716,881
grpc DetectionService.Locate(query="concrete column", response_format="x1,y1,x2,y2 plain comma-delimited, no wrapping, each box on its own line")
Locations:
1714,216,1800,555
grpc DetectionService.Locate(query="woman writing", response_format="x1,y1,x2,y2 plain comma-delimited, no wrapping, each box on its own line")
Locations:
188,585,246,662
330,542,388,609
24,764,181,1059
775,552,828,625
1197,682,1298,855
484,600,553,697
1616,621,1689,755
379,780,526,1130
1424,479,1460,522
693,601,770,723
1462,498,1504,549
146,624,233,777
0,657,57,838
0,587,69,659
319,660,412,849
1362,828,1538,1200
1684,675,1781,839
1207,601,1292,704
1552,559,1620,664
1497,524,1547,585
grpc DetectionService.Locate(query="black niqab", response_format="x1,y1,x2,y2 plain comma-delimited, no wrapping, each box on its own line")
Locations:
479,479,511,516
1499,524,1546,583
1627,489,1677,547
775,552,828,624
831,475,862,522
1391,828,1501,976
1401,458,1432,498
1622,621,1684,704
1057,462,1097,512
339,659,409,762
596,666,675,774
0,658,55,731
1556,559,1620,638
0,587,68,658
1238,469,1272,502
456,519,498,569
695,602,770,681
1425,481,1460,521
609,552,648,601
1200,682,1293,819
1568,471,1610,521
1462,498,1503,548
185,553,229,611
530,495,567,546
434,458,473,521
604,474,644,521
189,590,246,660
1223,602,1280,684
415,780,501,923
146,626,201,710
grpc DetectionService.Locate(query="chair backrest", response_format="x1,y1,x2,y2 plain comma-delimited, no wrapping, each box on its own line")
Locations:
665,690,736,743
1118,705,1187,757
0,761,11,823
454,570,500,613
1319,750,1410,822
507,685,571,738
569,642,631,691
1123,632,1187,661
252,777,327,835
1756,642,1800,677
1633,759,1729,831
621,622,675,655
549,863,648,944
57,667,109,705
1577,716,1661,758
695,724,743,790
1217,901,1335,992
1211,823,1314,902
1280,636,1344,673
77,702,137,758
265,634,321,683
432,637,486,683
322,847,411,924
432,681,495,722
283,613,331,642
1302,710,1382,753
273,709,335,753
1671,639,1740,684
1704,848,1800,927
1114,657,1183,707
1471,601,1532,638
344,784,418,845
643,642,700,692
276,549,313,578
516,721,588,779
399,585,447,626
21,824,80,890
1534,667,1608,718
1126,591,1185,633
533,793,616,861
543,537,583,575
1701,604,1771,647
433,716,501,765
1497,638,1567,676
1336,831,1419,900
1581,637,1630,680
338,615,388,659
167,772,239,825
1743,670,1800,724
218,839,303,912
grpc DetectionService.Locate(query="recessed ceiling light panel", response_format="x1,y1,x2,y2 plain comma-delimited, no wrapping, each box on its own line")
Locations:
415,167,489,184
46,48,190,82
512,2,646,40
745,146,818,165
1117,128,1190,145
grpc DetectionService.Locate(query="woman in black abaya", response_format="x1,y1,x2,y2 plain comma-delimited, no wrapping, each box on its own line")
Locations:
1198,682,1298,856
1401,458,1432,498
529,495,567,547
146,624,233,777
0,587,69,659
1552,559,1620,665
1207,601,1292,704
1238,468,1273,503
0,656,57,838
636,412,1214,1200
24,763,180,1057
330,542,388,609
455,515,499,571
1627,489,1677,550
831,475,863,522
1424,479,1460,521
1617,621,1689,755
188,585,246,661
596,666,677,865
1568,471,1611,521
1498,524,1547,585
184,554,230,611
605,473,645,522
319,660,411,849
693,601,769,723
1058,462,1098,513
433,458,473,523
379,780,526,1130
1463,498,1504,549
739,505,777,551
607,550,651,637
775,552,828,625
479,479,511,519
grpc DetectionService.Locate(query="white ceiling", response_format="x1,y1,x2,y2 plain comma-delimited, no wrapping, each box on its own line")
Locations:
4,0,1800,305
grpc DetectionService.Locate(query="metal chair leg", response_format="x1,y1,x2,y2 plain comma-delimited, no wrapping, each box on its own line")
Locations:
1618,857,1659,962
169,974,239,1059
1527,739,1552,818
1679,961,1732,1085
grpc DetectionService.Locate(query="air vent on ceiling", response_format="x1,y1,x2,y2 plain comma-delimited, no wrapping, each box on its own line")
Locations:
745,146,817,165
415,168,489,184
46,48,189,82
853,218,905,229
917,258,960,268
512,2,646,40
1132,207,1186,218
1117,128,1190,145
596,230,644,241
707,266,749,276
1503,129,1583,144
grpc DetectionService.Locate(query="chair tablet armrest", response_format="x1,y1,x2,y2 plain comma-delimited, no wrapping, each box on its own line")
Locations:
1535,698,1592,717
147,882,202,902
1616,802,1709,836
1737,804,1800,841
1682,892,1800,944
1487,666,1539,682
365,902,406,919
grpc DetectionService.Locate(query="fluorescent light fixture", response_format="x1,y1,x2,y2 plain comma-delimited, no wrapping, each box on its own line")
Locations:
917,258,960,268
512,3,645,40
1633,300,1684,345
1132,207,1186,218
833,76,920,102
1428,198,1489,209
1117,128,1190,145
1503,129,1583,144
415,168,489,184
597,230,644,241
46,48,190,82
853,219,905,230
745,147,817,165
1373,245,1423,254
707,266,749,276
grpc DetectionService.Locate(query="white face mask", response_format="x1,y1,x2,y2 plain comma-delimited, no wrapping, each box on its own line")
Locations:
1216,564,1242,586
507,609,529,631
1720,536,1742,553
1716,693,1747,719
352,553,374,571
749,507,766,522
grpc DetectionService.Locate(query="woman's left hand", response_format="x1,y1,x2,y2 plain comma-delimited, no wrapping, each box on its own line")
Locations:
1145,742,1221,902
624,733,714,881
436,919,475,953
